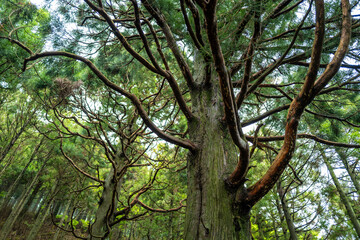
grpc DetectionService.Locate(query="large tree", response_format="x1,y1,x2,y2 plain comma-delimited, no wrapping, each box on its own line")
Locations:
2,0,360,239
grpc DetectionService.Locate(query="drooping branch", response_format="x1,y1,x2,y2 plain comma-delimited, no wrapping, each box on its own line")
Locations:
23,52,198,152
0,36,33,55
305,108,360,128
289,61,360,69
136,199,185,213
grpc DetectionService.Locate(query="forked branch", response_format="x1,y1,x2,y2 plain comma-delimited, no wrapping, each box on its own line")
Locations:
246,0,351,206
23,52,198,152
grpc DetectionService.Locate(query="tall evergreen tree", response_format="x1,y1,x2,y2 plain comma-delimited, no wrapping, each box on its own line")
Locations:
1,0,360,239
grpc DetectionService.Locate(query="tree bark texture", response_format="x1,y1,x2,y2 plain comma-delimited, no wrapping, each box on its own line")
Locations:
185,66,251,239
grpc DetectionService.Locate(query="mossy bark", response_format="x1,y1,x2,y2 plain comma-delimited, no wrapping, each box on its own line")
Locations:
185,64,251,239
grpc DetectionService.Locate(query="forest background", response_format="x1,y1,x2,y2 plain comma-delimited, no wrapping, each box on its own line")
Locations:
1,0,360,239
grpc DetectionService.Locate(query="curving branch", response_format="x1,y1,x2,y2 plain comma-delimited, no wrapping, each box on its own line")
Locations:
289,61,360,69
23,51,198,152
84,0,161,75
236,3,261,109
131,0,163,73
310,0,352,97
299,0,325,100
246,0,343,206
60,138,105,184
241,104,291,127
141,0,196,89
185,0,205,47
0,36,33,55
136,199,185,213
246,133,360,148
268,0,304,20
180,0,203,50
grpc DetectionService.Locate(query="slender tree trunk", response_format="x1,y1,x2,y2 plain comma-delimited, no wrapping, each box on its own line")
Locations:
254,213,265,240
27,182,57,240
19,181,43,220
277,181,298,240
323,153,360,237
52,201,61,216
185,68,251,239
0,143,21,178
336,149,360,195
53,198,73,240
274,194,288,239
0,116,32,164
272,214,280,240
0,140,42,211
168,197,174,240
0,162,45,240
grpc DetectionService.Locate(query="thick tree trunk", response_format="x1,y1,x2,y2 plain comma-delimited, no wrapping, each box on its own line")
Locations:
185,68,251,239
89,169,119,240
323,153,360,237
